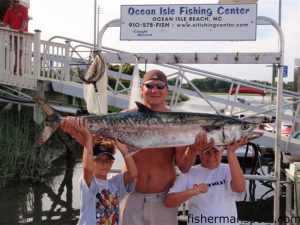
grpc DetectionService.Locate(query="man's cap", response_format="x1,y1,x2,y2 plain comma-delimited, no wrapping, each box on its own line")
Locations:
143,70,168,84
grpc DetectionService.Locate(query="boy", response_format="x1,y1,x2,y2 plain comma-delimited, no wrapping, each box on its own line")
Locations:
61,117,137,225
164,135,248,225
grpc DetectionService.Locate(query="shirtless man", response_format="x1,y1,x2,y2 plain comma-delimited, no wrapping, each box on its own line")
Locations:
61,69,209,225
121,69,208,225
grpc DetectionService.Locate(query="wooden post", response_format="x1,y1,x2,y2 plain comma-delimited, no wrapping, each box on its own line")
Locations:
33,80,45,124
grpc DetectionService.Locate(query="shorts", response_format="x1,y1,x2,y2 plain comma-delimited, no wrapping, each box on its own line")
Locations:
121,191,178,225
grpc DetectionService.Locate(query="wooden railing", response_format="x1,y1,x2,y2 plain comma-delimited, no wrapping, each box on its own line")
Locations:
0,28,40,90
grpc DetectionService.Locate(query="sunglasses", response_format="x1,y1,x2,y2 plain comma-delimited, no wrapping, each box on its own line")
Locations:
143,82,167,90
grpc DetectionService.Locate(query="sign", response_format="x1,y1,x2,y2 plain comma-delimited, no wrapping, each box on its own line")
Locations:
283,65,288,77
120,4,257,41
274,65,288,78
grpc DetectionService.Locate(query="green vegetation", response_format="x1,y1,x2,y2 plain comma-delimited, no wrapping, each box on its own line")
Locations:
0,106,36,187
108,63,144,90
0,0,10,20
250,80,295,92
180,78,296,93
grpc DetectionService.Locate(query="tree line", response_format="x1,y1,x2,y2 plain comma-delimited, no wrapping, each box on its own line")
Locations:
108,64,296,93
175,78,295,93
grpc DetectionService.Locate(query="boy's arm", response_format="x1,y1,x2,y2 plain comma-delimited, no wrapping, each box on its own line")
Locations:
82,137,94,187
227,135,248,193
61,117,94,186
164,183,209,207
175,145,197,173
176,132,214,173
115,140,138,185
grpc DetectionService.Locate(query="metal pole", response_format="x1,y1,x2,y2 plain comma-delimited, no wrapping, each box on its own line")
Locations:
255,15,285,225
93,0,97,51
260,16,284,225
271,64,277,102
278,0,282,26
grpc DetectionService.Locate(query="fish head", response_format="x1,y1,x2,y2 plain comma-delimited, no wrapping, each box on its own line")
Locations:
223,120,263,144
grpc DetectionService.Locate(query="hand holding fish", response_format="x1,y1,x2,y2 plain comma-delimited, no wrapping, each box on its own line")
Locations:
192,132,215,155
226,135,249,154
60,117,92,146
114,138,130,157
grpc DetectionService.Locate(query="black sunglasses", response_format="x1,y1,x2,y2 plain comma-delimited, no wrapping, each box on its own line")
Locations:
143,82,167,90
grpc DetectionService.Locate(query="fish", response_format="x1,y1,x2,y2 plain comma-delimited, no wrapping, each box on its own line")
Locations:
34,96,263,154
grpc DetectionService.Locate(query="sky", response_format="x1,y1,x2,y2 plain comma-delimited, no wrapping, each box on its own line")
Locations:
28,0,300,82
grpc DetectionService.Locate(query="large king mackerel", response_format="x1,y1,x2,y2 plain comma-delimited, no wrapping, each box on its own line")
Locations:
34,97,262,153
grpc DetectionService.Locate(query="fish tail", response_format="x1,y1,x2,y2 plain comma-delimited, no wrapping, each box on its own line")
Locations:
33,96,62,147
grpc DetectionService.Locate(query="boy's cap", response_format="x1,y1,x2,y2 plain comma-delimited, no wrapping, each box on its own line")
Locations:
143,70,168,84
202,146,223,153
93,145,115,160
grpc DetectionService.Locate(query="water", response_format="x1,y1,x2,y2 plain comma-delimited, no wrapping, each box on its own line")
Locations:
173,94,267,112
0,96,284,225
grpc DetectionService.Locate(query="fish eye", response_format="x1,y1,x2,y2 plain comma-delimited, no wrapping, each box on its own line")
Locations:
241,123,249,130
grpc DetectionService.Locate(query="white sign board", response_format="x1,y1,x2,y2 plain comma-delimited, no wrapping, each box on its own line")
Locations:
120,4,257,41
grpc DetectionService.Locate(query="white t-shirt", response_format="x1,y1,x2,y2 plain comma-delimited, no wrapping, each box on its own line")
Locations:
168,163,245,225
77,173,133,225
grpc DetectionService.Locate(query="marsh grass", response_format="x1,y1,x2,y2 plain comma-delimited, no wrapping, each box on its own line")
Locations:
0,106,36,187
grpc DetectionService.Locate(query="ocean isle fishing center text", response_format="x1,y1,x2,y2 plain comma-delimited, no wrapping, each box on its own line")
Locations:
127,5,251,16
126,5,252,28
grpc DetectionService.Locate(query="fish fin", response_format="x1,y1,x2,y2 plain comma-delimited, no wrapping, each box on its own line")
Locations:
135,101,155,113
202,125,222,132
33,96,62,147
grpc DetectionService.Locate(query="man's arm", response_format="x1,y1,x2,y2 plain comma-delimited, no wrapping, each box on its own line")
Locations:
175,132,214,173
175,145,197,173
19,7,28,32
19,20,27,32
0,22,8,27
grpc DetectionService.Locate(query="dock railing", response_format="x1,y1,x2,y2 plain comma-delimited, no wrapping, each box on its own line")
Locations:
0,28,39,90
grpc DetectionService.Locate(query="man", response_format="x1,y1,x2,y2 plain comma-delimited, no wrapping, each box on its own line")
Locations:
0,0,28,74
60,69,210,224
121,69,209,225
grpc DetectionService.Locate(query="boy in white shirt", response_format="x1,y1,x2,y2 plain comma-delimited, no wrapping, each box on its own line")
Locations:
164,135,248,225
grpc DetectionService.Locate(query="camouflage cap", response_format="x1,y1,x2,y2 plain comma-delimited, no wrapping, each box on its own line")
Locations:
143,70,167,84
202,146,224,153
93,137,116,160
